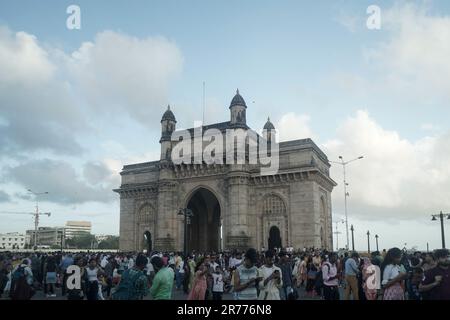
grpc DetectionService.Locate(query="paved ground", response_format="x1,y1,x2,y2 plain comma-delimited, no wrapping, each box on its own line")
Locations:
1,284,331,300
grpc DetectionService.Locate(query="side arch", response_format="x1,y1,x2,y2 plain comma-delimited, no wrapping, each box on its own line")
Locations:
260,193,289,250
135,203,156,252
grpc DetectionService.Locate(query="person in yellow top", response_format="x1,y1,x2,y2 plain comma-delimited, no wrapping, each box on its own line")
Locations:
313,252,322,269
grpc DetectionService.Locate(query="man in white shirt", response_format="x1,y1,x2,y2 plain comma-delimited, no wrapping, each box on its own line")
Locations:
100,255,109,269
258,251,283,300
212,266,224,300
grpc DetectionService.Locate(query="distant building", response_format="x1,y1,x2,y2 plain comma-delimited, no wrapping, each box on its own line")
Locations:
0,232,25,249
95,234,111,242
65,221,92,239
26,227,65,247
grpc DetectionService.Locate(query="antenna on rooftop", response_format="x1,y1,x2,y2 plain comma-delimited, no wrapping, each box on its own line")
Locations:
202,81,206,127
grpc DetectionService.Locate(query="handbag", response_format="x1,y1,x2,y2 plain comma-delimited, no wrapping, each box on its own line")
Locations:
307,270,317,279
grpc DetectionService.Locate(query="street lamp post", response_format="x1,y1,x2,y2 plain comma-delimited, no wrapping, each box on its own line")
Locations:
333,218,345,251
431,211,450,249
367,230,370,253
178,208,194,256
28,189,49,250
375,234,379,252
330,156,364,250
350,224,355,251
60,231,65,252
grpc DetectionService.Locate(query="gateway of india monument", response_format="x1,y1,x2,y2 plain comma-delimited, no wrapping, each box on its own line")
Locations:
114,90,336,252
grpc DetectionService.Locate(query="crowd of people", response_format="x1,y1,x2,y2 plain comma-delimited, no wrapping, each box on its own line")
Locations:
0,246,448,300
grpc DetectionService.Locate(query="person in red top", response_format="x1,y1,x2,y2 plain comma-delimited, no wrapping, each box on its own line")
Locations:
420,249,450,300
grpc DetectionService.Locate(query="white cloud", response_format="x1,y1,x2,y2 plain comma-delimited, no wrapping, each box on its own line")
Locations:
0,26,55,86
277,112,316,142
322,110,450,219
6,159,116,205
364,2,450,100
0,26,85,156
67,30,184,125
0,27,184,157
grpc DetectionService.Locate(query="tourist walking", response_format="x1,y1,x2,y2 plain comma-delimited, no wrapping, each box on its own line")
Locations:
212,265,224,300
420,249,450,300
112,254,149,300
362,257,377,300
344,252,360,300
149,256,174,300
188,259,208,300
322,252,340,300
85,258,103,300
43,255,57,298
258,251,282,300
381,248,407,300
233,248,261,300
10,259,34,300
277,252,293,300
305,255,317,297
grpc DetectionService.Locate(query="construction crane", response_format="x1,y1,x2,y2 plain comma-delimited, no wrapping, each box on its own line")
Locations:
0,189,50,249
0,211,51,249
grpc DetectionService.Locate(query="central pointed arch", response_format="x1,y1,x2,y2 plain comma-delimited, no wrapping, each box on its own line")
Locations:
184,186,222,252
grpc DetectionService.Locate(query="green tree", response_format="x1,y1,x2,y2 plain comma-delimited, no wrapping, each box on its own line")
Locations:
97,236,119,249
65,232,96,249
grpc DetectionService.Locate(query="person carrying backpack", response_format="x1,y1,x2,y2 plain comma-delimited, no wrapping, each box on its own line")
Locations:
111,254,149,300
10,260,34,300
320,252,340,300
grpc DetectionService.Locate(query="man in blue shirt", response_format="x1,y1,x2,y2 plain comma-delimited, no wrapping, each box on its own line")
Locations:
344,252,360,300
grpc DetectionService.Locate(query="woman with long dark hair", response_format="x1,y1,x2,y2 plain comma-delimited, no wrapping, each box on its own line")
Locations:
85,258,104,300
381,248,407,300
187,258,208,300
44,255,57,297
305,255,317,297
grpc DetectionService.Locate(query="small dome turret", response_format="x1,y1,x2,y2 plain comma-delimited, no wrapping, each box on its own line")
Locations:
263,117,275,130
229,89,247,108
161,105,176,123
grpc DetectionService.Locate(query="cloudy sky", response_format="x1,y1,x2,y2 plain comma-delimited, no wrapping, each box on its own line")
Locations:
0,0,449,251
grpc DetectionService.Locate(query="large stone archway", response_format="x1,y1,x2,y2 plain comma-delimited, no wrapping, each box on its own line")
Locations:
186,187,221,252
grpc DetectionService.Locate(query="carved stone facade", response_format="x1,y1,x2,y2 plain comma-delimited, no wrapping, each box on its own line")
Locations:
115,90,336,252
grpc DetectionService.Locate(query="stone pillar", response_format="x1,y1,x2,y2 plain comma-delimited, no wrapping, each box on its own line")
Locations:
119,195,135,251
289,180,316,249
155,169,177,251
224,171,250,250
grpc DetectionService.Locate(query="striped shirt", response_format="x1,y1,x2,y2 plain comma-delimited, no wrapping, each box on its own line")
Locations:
236,265,259,300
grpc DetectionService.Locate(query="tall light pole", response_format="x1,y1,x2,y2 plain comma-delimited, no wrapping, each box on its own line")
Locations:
350,224,355,251
375,234,379,252
27,189,49,250
431,211,450,249
330,156,364,250
178,208,194,256
367,230,371,253
333,218,345,251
